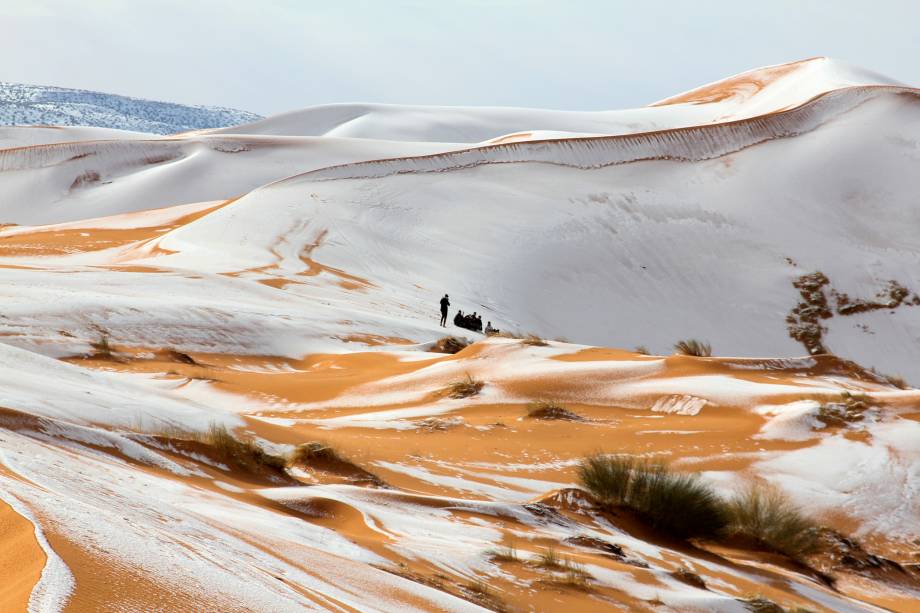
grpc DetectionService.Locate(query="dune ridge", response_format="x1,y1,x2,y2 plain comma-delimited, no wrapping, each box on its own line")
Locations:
293,86,918,182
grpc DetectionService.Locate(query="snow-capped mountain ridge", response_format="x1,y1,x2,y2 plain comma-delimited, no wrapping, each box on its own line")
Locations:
0,82,261,135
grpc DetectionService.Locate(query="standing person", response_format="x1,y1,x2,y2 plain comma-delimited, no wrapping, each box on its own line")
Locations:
439,294,450,327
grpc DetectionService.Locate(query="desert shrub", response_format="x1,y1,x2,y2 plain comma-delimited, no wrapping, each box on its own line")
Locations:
882,374,909,389
462,579,507,612
288,441,342,465
487,543,519,562
634,345,650,355
674,339,712,357
868,367,909,389
430,336,469,354
288,441,385,486
557,564,592,590
91,333,114,359
578,455,729,539
445,374,484,399
727,485,822,559
739,597,784,613
203,423,287,471
151,423,286,473
526,401,582,421
521,334,549,347
672,566,706,589
577,454,636,506
535,546,563,569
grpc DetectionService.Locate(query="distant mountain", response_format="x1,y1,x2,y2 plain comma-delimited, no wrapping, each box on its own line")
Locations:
0,82,261,135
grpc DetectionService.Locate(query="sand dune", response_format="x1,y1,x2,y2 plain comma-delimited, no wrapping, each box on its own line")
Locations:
1,58,919,611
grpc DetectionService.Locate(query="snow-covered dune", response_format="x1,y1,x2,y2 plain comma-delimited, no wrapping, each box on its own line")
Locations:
208,57,898,142
0,135,461,224
146,82,920,378
3,57,920,612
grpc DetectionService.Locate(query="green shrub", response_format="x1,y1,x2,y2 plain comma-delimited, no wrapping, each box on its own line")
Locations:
578,455,728,539
578,454,636,505
727,485,822,559
674,339,712,357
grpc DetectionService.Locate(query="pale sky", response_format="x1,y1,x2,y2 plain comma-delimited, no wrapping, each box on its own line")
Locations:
2,0,918,116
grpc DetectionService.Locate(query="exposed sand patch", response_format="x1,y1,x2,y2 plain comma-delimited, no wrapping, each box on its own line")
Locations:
0,495,45,612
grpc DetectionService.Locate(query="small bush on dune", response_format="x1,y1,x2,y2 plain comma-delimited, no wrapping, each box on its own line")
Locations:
487,543,519,563
521,334,549,347
672,566,706,589
674,339,712,357
445,374,484,399
288,441,343,466
535,546,562,569
90,333,114,359
578,455,729,539
152,423,286,473
727,485,822,559
430,336,469,355
634,345,650,355
288,441,385,486
578,455,636,506
739,596,785,613
883,374,909,390
526,401,583,421
630,466,728,539
462,579,507,612
203,423,287,471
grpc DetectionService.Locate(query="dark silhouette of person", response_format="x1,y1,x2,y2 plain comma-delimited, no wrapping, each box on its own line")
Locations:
454,310,463,326
471,312,482,332
439,294,450,327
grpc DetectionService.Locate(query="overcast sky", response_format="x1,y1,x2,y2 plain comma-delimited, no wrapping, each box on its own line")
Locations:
2,1,918,116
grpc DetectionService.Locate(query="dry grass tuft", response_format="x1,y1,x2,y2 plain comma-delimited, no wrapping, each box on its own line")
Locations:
202,423,287,471
739,596,785,613
288,441,385,486
430,336,469,355
634,345,650,355
90,333,115,359
461,579,507,612
521,334,549,347
526,401,583,421
555,565,592,590
674,339,712,357
445,374,484,399
288,441,342,466
535,546,563,569
869,367,909,390
151,423,287,473
487,543,519,563
727,485,822,560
